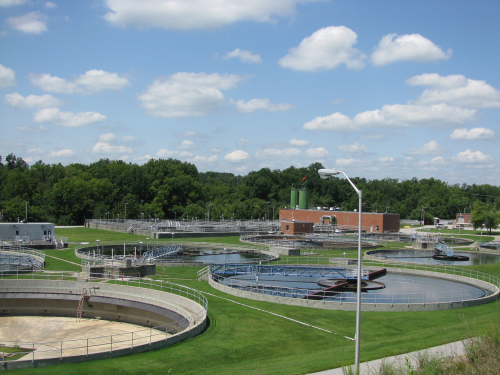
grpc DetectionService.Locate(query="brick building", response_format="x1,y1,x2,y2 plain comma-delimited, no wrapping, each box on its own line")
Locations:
279,209,400,233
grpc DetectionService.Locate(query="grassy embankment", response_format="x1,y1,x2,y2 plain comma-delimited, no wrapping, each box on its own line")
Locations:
8,227,500,375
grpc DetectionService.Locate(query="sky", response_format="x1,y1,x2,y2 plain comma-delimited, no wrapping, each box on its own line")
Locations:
1,0,499,185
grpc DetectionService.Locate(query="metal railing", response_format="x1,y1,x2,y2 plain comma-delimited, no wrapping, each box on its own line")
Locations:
74,241,276,268
0,245,45,270
212,257,500,304
0,271,208,364
213,274,487,304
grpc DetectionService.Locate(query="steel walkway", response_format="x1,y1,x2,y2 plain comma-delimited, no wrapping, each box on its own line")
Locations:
210,264,370,280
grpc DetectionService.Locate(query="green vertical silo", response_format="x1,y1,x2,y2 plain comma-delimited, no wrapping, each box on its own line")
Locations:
290,187,298,208
299,187,309,209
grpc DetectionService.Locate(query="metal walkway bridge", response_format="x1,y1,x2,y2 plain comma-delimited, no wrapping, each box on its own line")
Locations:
435,242,455,257
210,264,369,280
140,244,182,262
0,246,45,270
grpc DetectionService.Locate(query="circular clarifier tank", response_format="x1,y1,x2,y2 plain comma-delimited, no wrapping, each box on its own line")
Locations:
78,243,272,264
209,264,500,311
366,249,500,265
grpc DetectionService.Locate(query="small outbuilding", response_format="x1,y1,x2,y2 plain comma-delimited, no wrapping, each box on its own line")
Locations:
0,222,55,242
281,220,314,235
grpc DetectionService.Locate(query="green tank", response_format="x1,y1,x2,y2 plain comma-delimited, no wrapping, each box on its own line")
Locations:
290,187,298,208
299,188,309,209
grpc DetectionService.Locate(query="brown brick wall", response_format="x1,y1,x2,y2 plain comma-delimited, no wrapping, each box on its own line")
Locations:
279,209,400,233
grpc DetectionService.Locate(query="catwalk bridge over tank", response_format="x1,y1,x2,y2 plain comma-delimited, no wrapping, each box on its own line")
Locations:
210,264,370,280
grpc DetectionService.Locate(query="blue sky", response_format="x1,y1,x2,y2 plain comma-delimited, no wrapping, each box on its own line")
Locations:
1,0,499,185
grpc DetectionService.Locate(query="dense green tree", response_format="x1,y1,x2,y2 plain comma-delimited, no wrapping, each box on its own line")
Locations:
471,201,500,234
2,153,500,225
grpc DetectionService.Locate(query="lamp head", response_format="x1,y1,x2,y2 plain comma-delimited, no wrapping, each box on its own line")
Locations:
318,168,340,179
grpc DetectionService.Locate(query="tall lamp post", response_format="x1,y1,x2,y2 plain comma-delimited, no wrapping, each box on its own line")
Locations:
319,168,362,373
124,203,127,221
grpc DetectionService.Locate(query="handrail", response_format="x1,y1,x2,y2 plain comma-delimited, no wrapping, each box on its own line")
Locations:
0,245,46,270
213,258,500,304
0,271,208,365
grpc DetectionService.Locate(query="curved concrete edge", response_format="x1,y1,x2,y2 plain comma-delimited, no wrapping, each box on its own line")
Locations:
0,279,208,371
1,280,204,320
0,320,207,371
208,267,499,312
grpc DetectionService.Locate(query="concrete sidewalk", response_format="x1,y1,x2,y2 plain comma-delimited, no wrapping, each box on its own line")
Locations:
310,340,465,375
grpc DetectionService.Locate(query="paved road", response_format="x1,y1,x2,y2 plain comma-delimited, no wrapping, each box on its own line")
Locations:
309,340,465,375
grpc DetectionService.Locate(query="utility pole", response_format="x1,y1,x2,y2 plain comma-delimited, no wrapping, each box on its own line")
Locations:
25,201,28,222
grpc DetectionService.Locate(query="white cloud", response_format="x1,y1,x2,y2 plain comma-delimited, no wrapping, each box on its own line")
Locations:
155,148,193,158
177,140,196,149
338,142,369,153
304,112,353,131
278,26,366,71
16,125,48,132
0,64,16,87
378,157,395,163
305,147,330,159
34,108,107,127
138,72,244,117
29,73,78,93
255,147,301,159
50,149,75,157
91,142,132,154
211,148,223,153
0,0,27,6
225,150,249,162
75,70,130,93
408,73,500,108
7,12,48,34
236,166,247,172
408,141,446,155
371,34,451,66
45,1,56,8
103,0,316,30
335,158,366,167
98,133,116,142
222,48,262,63
233,98,294,113
453,149,493,165
304,104,477,132
290,139,310,146
122,135,136,142
27,148,44,154
29,70,130,94
331,98,345,104
190,155,218,164
450,128,495,140
5,92,62,108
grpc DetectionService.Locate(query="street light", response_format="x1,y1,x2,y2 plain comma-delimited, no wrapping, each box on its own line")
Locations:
124,203,127,221
319,168,362,373
146,237,149,250
421,207,428,227
208,204,212,222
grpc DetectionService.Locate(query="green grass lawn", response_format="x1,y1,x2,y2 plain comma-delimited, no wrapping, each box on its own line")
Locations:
7,227,500,374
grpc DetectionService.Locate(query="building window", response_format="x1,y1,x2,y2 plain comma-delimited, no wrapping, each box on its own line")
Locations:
16,231,19,235
286,225,289,231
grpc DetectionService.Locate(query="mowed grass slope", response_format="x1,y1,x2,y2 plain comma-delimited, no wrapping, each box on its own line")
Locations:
8,227,500,374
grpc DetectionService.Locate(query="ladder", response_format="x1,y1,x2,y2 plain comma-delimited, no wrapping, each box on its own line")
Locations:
76,280,87,322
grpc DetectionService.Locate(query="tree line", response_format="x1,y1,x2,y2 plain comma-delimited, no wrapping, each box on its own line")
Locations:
1,153,499,226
